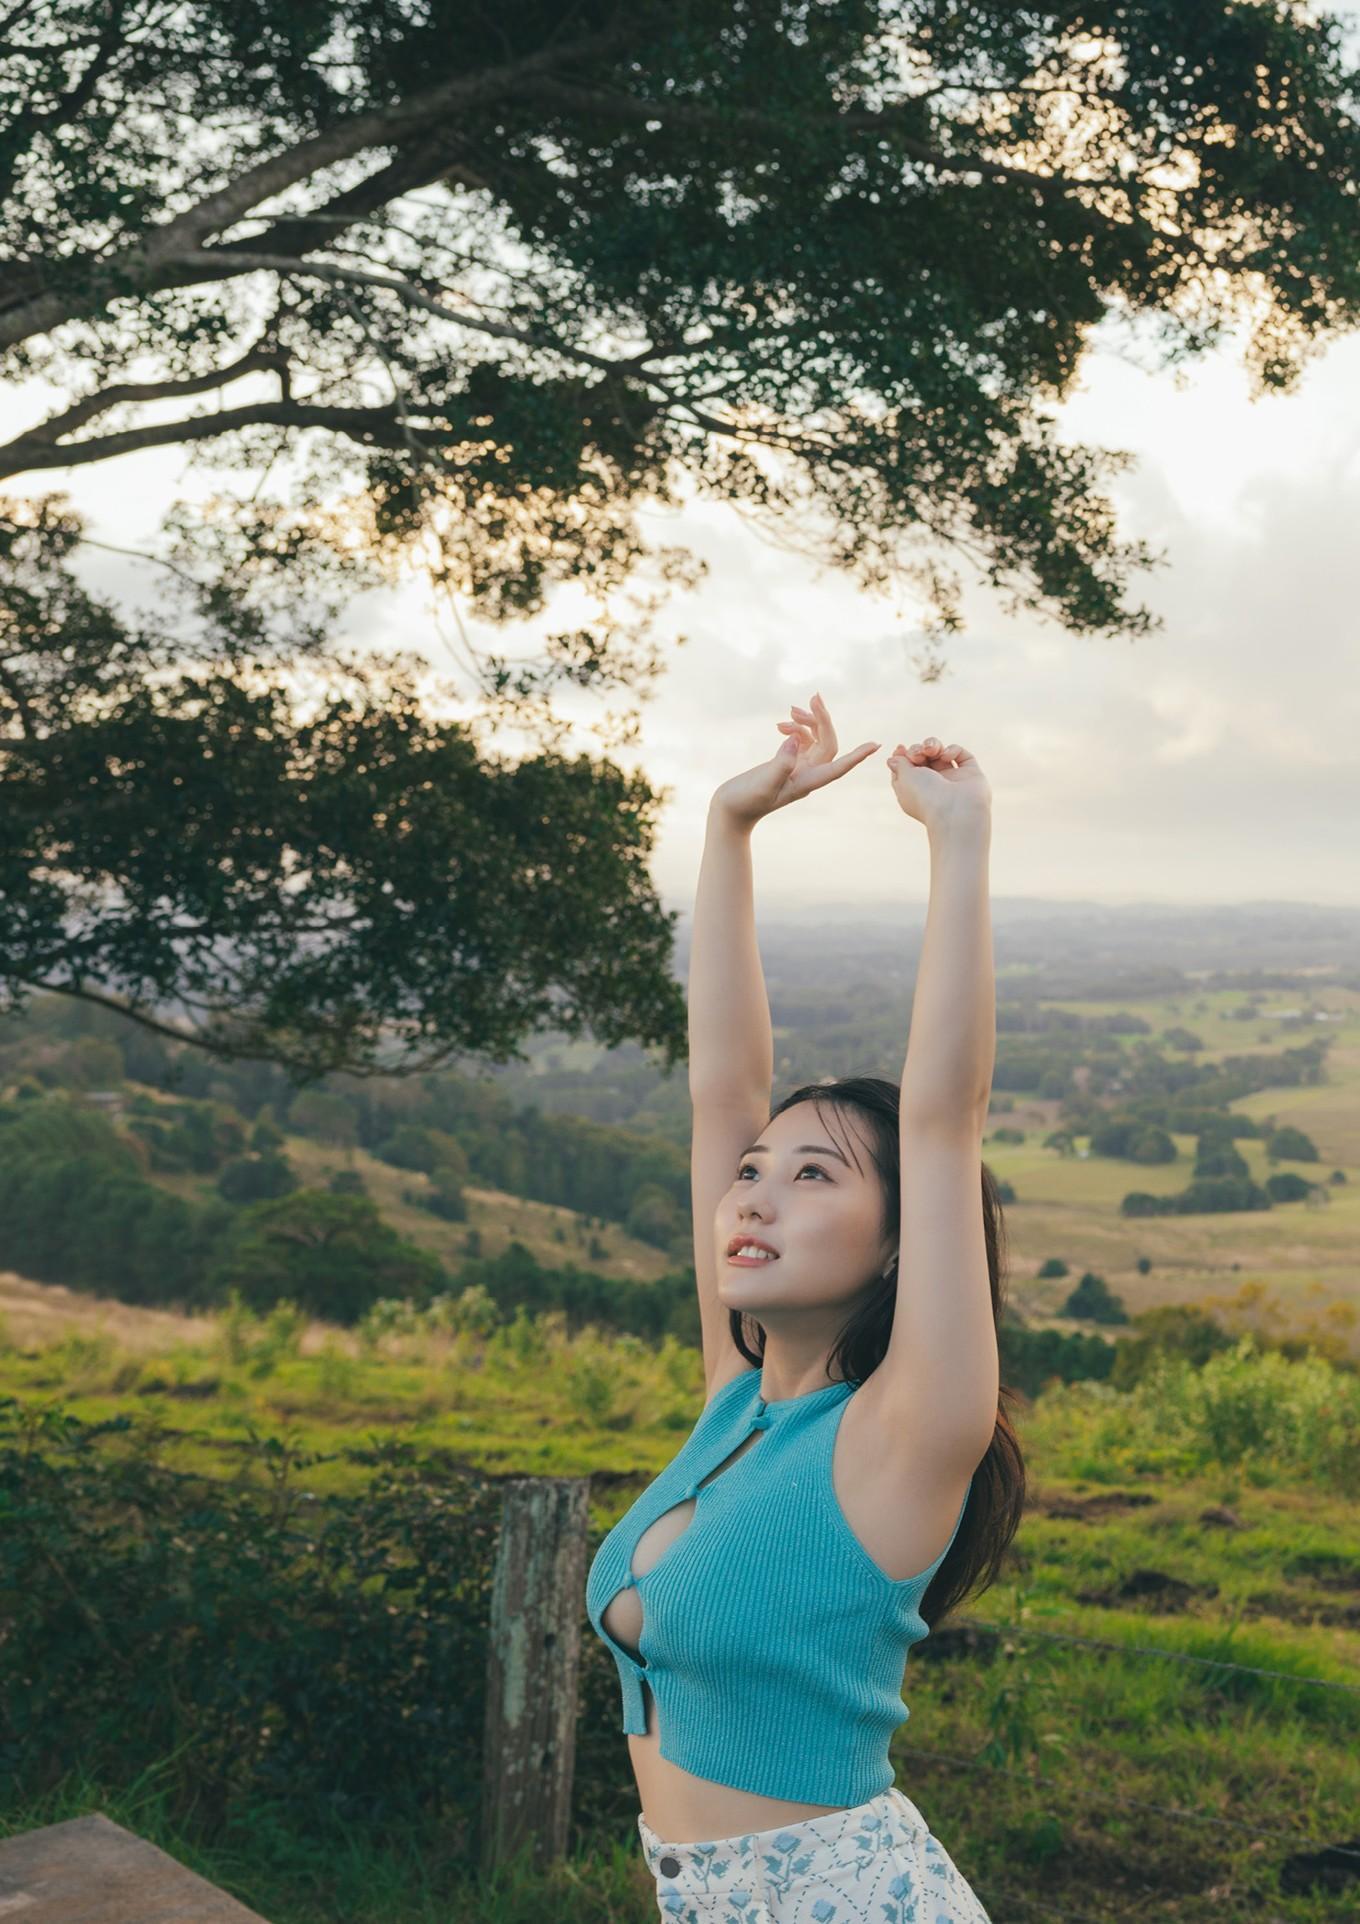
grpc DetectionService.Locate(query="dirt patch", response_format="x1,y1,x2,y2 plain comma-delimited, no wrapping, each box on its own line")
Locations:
1197,1505,1243,1528
1074,1567,1218,1611
135,1375,222,1399
1241,1588,1360,1628
1031,1489,1159,1520
912,1621,1001,1665
1284,1551,1360,1591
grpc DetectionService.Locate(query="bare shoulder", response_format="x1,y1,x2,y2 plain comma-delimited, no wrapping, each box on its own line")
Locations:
847,1362,989,1472
833,1366,982,1583
702,1356,760,1410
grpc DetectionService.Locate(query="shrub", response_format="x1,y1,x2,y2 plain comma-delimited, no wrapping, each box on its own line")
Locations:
1062,1273,1129,1324
1264,1171,1314,1203
373,1125,442,1174
1030,1335,1360,1492
216,1152,298,1204
0,1398,503,1845
422,1166,468,1222
1108,1306,1235,1388
1267,1124,1318,1163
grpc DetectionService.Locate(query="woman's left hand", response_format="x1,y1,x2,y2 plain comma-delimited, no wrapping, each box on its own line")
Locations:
886,736,992,835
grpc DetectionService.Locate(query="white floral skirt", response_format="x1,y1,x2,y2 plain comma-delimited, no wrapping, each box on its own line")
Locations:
637,1785,993,1923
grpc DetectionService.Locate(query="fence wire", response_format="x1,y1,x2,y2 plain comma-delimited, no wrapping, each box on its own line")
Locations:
912,1743,1360,1865
950,1614,1360,1696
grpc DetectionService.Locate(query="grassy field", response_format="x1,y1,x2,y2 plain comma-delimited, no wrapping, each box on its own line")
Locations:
976,983,1360,1350
2,983,1357,1919
1,1299,1356,1924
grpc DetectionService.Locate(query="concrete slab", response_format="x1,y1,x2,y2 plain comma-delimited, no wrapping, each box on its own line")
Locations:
0,1813,271,1922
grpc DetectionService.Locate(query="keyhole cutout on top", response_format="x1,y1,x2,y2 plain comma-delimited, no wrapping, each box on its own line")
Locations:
599,1422,768,1670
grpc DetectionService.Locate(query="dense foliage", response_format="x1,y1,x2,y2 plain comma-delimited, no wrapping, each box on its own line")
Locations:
0,1096,450,1320
2,3,1358,1077
0,1403,506,1844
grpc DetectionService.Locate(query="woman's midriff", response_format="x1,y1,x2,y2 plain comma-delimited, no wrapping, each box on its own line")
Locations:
628,1691,849,1844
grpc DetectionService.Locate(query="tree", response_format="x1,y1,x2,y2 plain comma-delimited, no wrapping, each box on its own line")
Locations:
1061,1271,1128,1325
205,1188,446,1321
374,1123,443,1173
422,1164,468,1222
3,2,1358,1078
286,1090,359,1150
625,1181,678,1248
216,1150,299,1203
0,597,685,1082
1266,1124,1319,1163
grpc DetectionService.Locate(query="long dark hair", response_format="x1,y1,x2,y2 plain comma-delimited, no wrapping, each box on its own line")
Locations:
727,1074,1026,1627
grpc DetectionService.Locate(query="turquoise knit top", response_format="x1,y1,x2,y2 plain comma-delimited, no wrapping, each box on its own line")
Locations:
585,1365,972,1806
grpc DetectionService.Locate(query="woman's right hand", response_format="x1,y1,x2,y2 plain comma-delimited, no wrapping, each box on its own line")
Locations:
711,693,880,829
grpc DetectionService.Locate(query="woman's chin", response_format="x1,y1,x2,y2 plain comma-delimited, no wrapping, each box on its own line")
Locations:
719,1269,785,1309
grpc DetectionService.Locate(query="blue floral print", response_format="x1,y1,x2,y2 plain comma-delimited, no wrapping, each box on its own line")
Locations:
639,1787,992,1924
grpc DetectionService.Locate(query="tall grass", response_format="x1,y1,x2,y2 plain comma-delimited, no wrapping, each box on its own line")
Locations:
1024,1332,1360,1491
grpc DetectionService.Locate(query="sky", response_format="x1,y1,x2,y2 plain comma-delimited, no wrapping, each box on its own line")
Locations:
5,20,1359,917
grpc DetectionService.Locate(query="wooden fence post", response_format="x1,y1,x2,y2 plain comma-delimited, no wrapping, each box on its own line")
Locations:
480,1474,592,1878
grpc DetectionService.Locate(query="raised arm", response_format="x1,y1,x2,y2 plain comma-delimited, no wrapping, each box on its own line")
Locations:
686,695,881,1389
875,733,999,1464
687,804,773,1106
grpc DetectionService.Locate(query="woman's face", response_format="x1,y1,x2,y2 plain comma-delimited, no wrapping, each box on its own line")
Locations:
714,1099,895,1321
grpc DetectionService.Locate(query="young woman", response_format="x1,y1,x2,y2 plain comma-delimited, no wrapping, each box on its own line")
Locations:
586,693,1026,1923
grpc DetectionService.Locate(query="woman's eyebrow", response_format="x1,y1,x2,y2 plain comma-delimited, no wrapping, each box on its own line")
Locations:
740,1142,850,1167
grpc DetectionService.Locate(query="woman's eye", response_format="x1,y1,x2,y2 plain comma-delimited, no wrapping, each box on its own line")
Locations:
736,1163,826,1181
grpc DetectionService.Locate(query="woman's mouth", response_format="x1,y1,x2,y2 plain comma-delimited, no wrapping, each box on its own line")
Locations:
727,1240,780,1265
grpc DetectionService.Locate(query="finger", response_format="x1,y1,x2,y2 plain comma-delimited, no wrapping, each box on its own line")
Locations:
809,692,838,757
777,719,814,744
945,743,974,764
802,742,878,790
791,703,832,756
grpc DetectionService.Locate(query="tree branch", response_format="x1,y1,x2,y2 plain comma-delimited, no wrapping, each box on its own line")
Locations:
6,341,289,453
8,972,462,1079
202,132,494,277
10,974,267,1063
143,28,624,267
0,397,421,476
0,22,627,350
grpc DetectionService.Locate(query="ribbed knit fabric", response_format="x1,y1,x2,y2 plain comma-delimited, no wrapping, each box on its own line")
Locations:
585,1365,972,1806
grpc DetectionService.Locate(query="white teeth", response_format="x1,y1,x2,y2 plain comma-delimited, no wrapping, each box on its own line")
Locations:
733,1245,776,1260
